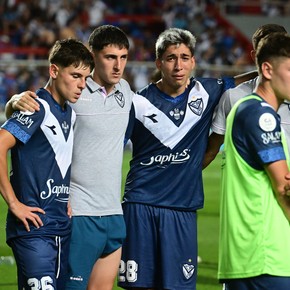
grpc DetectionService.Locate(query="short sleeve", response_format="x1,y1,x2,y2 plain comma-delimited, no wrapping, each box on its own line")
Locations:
232,101,285,169
1,103,45,144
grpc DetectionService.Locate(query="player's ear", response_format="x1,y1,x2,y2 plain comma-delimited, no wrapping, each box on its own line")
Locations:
156,59,162,70
250,50,256,62
191,55,196,70
49,64,59,79
261,61,272,80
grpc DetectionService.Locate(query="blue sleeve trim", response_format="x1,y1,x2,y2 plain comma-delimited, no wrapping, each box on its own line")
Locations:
222,77,235,91
258,146,286,164
2,122,31,144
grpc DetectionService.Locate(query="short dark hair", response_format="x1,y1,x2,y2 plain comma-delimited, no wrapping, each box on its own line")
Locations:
255,32,290,73
49,38,94,71
252,24,287,50
88,25,129,51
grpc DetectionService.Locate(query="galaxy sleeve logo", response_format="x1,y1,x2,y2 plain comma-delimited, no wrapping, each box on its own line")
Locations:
12,111,35,128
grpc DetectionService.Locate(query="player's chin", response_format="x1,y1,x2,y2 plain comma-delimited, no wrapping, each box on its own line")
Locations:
69,96,81,103
111,75,122,83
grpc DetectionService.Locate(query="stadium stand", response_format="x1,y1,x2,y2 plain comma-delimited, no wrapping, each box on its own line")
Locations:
1,0,289,122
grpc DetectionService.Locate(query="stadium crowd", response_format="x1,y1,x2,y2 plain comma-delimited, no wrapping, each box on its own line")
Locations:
0,0,259,112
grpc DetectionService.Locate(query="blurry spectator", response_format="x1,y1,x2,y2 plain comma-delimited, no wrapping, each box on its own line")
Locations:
0,67,17,111
88,0,110,28
0,0,255,98
0,72,9,112
261,0,283,16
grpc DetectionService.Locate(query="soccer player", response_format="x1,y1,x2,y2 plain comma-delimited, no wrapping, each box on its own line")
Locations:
5,25,135,290
65,25,134,290
6,26,255,290
118,28,253,290
0,39,93,290
219,32,290,290
203,23,289,168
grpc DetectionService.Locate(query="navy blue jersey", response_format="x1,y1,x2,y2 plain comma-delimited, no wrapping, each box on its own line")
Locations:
124,77,234,210
232,94,286,170
2,88,75,241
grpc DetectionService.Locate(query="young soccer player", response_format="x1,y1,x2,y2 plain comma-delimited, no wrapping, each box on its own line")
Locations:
203,23,289,168
5,25,135,290
119,27,252,290
219,32,290,290
0,39,93,289
65,25,134,290
6,26,256,290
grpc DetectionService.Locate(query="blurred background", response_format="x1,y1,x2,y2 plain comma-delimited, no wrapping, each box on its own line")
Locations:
1,0,290,120
0,0,290,121
1,1,290,288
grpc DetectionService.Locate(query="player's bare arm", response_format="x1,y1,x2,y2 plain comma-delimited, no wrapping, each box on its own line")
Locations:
265,160,290,221
0,129,45,231
67,201,72,218
234,70,258,86
203,132,224,169
5,91,40,118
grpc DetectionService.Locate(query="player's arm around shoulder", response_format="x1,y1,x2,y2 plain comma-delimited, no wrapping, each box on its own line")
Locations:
202,133,224,169
203,89,231,169
5,91,40,119
233,70,258,86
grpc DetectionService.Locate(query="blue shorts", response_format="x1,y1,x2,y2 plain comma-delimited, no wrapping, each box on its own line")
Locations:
223,275,290,290
66,215,126,290
10,235,70,290
118,203,198,290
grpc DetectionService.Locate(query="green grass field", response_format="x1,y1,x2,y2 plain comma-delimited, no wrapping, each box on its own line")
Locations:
0,150,222,290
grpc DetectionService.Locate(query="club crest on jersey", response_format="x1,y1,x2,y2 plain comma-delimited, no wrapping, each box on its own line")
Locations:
182,263,195,279
62,121,69,134
114,90,125,108
169,108,184,120
188,98,203,116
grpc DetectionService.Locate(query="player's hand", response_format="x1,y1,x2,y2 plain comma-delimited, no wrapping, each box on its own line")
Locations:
9,200,45,232
67,201,72,218
11,91,40,112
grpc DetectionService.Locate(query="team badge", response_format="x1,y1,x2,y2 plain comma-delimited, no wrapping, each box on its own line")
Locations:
188,98,203,116
62,121,69,134
169,108,184,120
114,90,125,108
258,113,276,132
182,263,195,279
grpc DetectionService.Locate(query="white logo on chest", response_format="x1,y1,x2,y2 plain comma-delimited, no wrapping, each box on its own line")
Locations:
169,108,184,120
40,179,69,200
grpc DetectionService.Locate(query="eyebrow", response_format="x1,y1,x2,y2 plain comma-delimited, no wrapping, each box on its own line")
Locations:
166,53,191,58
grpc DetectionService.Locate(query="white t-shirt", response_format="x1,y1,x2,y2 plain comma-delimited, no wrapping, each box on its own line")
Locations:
211,76,290,154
